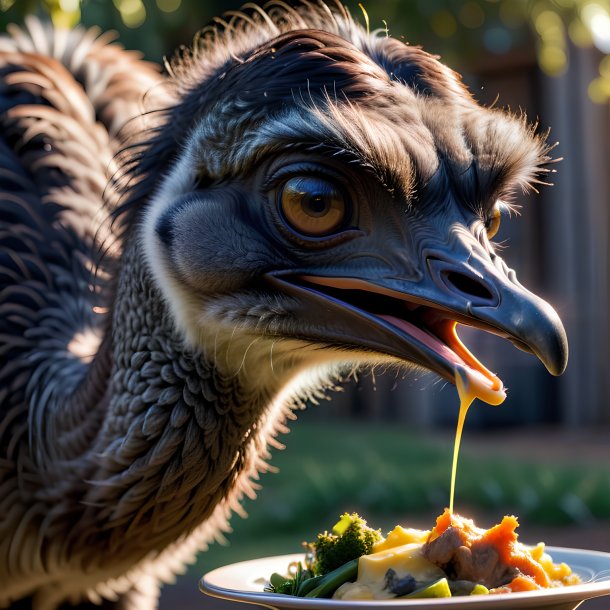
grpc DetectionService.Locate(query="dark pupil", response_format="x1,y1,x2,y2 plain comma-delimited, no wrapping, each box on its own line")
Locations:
303,193,331,217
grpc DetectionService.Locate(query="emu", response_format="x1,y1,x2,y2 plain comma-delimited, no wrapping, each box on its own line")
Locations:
0,3,567,609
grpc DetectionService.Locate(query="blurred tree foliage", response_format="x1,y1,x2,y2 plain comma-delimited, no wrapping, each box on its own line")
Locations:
1,0,608,102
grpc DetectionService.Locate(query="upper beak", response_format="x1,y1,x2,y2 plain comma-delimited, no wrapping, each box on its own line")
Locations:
265,232,568,390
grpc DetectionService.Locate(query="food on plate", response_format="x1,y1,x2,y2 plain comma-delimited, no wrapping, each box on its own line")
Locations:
265,511,580,600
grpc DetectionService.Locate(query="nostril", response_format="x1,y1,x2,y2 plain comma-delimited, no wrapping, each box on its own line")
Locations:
443,271,494,302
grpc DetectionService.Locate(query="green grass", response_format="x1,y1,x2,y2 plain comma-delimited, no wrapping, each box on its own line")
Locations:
193,413,610,575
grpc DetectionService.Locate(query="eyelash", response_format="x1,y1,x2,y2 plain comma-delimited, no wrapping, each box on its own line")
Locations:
263,163,344,192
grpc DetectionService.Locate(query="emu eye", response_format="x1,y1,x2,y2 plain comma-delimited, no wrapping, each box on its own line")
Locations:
279,176,348,237
485,204,502,239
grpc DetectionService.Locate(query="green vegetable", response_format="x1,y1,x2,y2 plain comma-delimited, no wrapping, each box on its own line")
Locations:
470,584,490,595
304,558,359,598
312,513,382,576
265,562,315,595
295,574,325,596
266,558,359,599
266,572,295,595
403,578,452,598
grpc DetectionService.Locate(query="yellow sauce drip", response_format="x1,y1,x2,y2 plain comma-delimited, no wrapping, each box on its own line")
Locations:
449,366,506,514
449,384,471,515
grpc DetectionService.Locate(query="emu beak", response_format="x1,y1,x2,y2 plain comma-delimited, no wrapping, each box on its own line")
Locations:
265,241,568,393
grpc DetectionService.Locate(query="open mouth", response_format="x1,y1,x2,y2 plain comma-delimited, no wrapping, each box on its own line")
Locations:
298,275,506,404
266,263,566,404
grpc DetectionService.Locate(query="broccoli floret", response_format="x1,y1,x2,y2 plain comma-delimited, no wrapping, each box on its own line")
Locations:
312,513,382,576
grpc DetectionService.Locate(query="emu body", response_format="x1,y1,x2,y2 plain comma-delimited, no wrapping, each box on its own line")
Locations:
0,5,567,609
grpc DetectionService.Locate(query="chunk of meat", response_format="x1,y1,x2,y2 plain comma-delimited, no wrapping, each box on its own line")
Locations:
454,543,517,587
423,527,462,566
423,510,550,589
423,526,516,588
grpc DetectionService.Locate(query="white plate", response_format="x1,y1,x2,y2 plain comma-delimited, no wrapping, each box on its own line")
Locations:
200,548,610,609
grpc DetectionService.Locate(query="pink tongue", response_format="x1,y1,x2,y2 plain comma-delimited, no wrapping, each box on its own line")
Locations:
378,314,506,404
378,314,466,369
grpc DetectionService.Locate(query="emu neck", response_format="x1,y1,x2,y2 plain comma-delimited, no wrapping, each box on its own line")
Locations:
73,236,289,566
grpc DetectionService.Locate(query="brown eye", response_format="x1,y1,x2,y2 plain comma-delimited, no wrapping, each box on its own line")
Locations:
279,176,348,237
485,204,501,239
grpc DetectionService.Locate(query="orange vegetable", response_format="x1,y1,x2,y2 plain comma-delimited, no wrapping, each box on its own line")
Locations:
505,574,541,592
479,515,550,587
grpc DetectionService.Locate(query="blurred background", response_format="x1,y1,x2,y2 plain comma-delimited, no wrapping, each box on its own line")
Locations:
1,0,609,608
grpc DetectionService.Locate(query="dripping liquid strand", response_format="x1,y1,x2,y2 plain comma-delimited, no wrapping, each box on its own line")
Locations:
449,365,506,514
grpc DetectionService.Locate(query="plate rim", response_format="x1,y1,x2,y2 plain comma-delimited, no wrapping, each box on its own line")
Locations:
200,547,610,608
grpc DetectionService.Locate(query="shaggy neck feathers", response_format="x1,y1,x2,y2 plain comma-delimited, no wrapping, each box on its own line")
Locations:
4,235,300,608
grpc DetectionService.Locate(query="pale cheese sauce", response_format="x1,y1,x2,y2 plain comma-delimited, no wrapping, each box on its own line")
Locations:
449,365,506,513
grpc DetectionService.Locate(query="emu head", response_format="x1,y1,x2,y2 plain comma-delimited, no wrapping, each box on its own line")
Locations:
138,4,568,401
